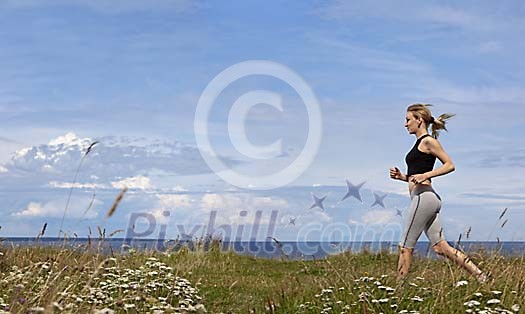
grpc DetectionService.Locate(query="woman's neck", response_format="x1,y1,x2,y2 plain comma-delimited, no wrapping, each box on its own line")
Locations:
415,130,429,139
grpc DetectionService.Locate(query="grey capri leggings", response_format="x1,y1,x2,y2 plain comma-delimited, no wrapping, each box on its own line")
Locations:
399,185,445,249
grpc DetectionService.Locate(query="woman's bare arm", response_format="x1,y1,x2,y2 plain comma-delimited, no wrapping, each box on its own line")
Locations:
422,137,455,179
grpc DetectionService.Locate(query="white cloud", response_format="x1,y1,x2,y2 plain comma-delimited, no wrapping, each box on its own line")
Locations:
157,194,193,208
172,185,188,192
200,193,287,211
310,211,333,224
150,208,172,225
199,193,289,225
0,165,7,173
12,198,98,219
111,175,153,190
4,133,217,180
7,133,92,174
127,192,293,239
134,193,195,227
48,181,106,189
48,132,88,147
13,202,46,217
362,209,396,225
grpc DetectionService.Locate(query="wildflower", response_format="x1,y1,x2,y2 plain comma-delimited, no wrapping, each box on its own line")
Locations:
410,296,424,302
487,299,501,305
52,302,63,311
491,290,502,295
473,292,483,297
409,283,418,287
28,307,45,313
415,276,424,280
455,280,468,287
464,300,480,307
512,304,520,312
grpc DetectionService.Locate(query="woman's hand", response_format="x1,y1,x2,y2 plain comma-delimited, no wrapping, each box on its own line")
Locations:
389,167,405,181
409,173,429,184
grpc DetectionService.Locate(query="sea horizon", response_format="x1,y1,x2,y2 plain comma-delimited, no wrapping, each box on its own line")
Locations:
2,237,523,260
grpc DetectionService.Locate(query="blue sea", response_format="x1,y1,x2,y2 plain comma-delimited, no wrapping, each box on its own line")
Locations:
1,237,523,260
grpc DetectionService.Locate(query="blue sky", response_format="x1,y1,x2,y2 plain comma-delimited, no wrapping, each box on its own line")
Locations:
0,0,524,243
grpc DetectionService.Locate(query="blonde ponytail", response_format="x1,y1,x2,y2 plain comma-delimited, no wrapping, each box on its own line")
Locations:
431,113,455,138
407,103,455,138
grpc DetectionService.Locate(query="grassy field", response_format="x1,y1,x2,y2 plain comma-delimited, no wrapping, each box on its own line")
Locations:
0,242,523,313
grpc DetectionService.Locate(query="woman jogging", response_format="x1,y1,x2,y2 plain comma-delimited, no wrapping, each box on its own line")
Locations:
389,104,487,282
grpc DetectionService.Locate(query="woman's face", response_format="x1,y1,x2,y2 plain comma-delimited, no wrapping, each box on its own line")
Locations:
405,111,420,134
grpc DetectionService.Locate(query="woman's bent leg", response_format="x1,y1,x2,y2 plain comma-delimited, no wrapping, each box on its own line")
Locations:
432,240,486,281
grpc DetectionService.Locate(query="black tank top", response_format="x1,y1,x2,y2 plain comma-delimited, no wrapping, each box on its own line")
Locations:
405,134,436,177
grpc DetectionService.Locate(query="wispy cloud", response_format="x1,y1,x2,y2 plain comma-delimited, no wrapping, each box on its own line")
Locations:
456,148,525,168
0,136,18,144
48,181,106,189
460,193,525,201
361,209,397,225
315,1,525,33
